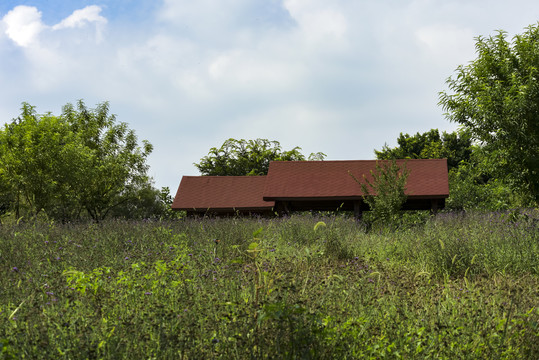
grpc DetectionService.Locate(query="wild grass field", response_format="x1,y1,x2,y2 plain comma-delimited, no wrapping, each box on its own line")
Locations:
0,211,538,359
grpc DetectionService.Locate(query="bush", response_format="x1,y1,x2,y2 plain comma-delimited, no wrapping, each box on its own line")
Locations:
351,160,409,230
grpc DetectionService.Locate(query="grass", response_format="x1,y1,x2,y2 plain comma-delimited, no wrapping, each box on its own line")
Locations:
0,211,537,359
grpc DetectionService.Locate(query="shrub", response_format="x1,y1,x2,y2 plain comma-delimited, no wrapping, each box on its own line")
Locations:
350,160,409,230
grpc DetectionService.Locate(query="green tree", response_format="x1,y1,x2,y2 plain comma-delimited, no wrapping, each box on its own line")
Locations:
0,169,14,218
0,103,82,220
373,128,523,210
375,128,473,171
61,101,154,221
439,24,539,204
446,160,518,211
194,138,326,176
0,101,158,222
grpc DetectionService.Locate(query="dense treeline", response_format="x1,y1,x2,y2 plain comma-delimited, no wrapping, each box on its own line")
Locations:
0,101,174,223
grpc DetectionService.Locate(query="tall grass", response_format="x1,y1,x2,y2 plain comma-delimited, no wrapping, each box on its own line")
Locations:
0,211,537,359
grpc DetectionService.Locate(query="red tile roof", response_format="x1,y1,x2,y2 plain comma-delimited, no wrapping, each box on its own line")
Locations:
263,159,449,200
172,176,275,211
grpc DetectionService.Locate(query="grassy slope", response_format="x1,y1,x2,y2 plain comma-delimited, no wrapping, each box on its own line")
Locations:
0,212,538,359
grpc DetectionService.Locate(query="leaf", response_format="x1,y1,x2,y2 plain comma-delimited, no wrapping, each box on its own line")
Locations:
314,221,327,231
252,227,263,238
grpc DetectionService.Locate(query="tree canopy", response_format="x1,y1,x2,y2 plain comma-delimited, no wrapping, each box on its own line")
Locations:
194,138,326,176
0,100,167,222
373,128,525,211
375,128,473,171
439,24,539,203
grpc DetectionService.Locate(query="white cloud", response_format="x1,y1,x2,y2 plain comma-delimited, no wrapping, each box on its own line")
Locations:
1,5,107,48
208,49,305,92
284,0,348,43
415,24,476,67
52,5,107,30
2,6,46,47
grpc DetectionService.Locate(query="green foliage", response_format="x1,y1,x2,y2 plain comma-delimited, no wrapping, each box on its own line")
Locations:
0,100,163,222
0,214,537,358
375,128,473,171
0,104,80,220
446,160,523,211
351,160,409,228
439,24,539,204
194,138,326,176
374,129,529,211
62,101,154,221
108,186,181,220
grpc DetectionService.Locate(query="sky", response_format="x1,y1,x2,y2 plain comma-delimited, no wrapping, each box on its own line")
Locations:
1,0,539,191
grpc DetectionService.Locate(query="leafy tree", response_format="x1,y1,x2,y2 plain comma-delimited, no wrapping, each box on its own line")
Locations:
446,161,518,211
0,103,81,220
0,176,14,218
0,100,158,222
195,138,326,176
373,128,524,210
61,101,154,221
375,129,473,171
108,186,181,220
439,24,539,204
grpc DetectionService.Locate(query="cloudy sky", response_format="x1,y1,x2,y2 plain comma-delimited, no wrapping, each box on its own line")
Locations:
1,1,539,190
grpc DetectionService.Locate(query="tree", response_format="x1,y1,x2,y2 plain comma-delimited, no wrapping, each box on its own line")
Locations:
375,128,473,171
373,128,525,210
0,100,158,222
439,24,539,204
61,101,154,221
446,156,521,211
194,138,326,176
0,103,81,220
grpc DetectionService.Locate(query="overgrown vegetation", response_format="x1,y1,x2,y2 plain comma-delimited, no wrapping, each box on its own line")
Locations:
0,213,537,359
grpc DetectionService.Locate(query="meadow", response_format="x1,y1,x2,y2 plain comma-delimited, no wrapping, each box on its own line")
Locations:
0,211,537,359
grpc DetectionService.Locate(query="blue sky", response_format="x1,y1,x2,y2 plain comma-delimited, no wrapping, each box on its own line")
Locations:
2,0,539,191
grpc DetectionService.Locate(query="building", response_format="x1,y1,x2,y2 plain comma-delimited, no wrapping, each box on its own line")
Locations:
171,175,274,216
172,159,449,217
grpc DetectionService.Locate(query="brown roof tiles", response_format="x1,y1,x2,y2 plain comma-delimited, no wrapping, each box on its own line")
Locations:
172,176,274,211
172,159,449,214
263,159,449,200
